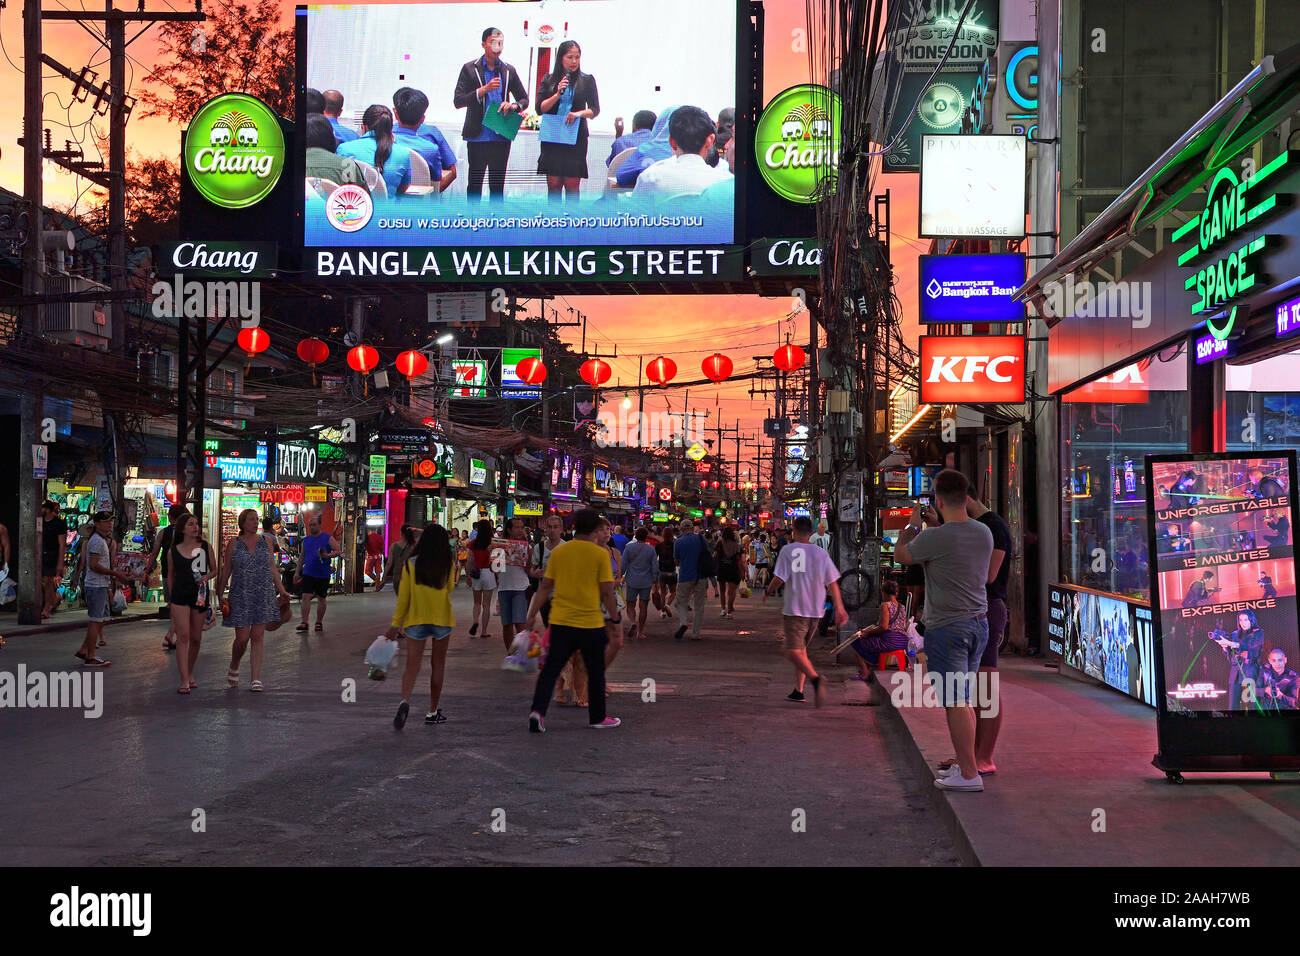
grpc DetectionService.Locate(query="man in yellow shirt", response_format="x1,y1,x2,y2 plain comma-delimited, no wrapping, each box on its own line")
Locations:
523,508,622,731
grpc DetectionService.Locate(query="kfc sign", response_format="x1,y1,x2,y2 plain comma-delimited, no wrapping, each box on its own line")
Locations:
918,336,1025,404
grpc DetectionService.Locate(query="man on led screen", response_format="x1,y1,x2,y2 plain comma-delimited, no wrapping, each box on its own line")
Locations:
393,87,458,193
607,109,657,166
632,106,732,200
322,89,359,145
1264,510,1291,548
1259,570,1277,600
453,27,529,202
1260,649,1298,710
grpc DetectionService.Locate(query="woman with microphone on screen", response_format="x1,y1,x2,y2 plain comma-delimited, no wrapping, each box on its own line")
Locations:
536,40,600,201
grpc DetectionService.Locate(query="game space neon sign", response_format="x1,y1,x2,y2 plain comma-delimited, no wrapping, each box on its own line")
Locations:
1176,150,1292,337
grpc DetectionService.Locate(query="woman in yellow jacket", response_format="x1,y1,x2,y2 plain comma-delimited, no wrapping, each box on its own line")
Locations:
386,523,456,729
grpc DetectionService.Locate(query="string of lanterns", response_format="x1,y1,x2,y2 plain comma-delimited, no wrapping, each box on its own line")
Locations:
245,331,807,393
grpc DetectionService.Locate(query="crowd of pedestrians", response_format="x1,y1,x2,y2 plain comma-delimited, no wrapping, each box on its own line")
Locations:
62,471,1014,782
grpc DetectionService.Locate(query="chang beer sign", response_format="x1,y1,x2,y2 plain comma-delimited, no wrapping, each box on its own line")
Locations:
1176,150,1293,338
184,93,286,209
754,85,841,204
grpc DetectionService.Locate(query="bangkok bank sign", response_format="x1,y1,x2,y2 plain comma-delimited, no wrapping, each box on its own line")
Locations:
918,335,1025,404
754,85,842,204
183,93,286,209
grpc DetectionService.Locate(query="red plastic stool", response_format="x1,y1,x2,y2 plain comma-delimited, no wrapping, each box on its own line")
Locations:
878,649,908,671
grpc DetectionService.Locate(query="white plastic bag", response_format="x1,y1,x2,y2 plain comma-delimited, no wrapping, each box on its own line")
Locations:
365,635,398,676
502,629,540,673
906,619,925,657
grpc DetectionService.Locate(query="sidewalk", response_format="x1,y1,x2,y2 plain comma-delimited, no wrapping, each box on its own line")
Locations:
0,601,166,639
876,655,1300,866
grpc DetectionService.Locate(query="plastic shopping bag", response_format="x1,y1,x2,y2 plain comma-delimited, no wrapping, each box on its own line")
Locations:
502,629,540,673
906,618,925,657
365,635,398,679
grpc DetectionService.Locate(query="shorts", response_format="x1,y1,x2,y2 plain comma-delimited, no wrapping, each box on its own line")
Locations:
658,572,677,586
625,585,652,604
85,586,112,623
922,616,989,706
782,614,818,651
471,569,497,591
497,589,529,624
981,597,1007,668
300,574,330,598
405,624,453,641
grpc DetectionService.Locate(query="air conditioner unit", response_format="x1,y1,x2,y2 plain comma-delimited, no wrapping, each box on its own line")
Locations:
41,274,110,349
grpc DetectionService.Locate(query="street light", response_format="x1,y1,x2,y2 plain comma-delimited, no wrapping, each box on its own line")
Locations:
436,333,455,345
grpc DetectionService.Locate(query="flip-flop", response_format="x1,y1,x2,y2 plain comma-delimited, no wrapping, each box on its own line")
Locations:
296,623,309,632
314,623,323,632
250,680,264,693
178,686,191,695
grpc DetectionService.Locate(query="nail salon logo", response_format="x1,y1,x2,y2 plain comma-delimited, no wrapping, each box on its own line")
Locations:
326,184,373,233
183,93,285,209
755,84,841,204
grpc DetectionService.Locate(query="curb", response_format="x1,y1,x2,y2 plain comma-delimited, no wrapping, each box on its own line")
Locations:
868,668,983,867
0,610,163,639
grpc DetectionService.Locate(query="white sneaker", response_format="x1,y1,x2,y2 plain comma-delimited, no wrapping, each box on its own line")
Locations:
935,773,983,792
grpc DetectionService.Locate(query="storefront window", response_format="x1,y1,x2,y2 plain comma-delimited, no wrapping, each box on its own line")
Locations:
1226,347,1300,454
1059,346,1188,600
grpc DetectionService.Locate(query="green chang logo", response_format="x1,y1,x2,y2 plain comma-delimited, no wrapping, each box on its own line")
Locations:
184,93,285,209
755,84,841,204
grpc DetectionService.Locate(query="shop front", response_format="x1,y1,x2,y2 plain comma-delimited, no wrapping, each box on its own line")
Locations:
1022,48,1300,729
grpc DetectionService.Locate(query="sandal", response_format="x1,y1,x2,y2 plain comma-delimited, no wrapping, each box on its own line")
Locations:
178,686,191,695
314,622,323,632
296,622,309,632
189,680,198,690
163,641,177,651
227,669,239,688
250,680,264,693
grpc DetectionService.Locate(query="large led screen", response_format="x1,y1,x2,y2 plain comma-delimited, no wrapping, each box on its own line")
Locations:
1149,454,1299,714
303,0,737,254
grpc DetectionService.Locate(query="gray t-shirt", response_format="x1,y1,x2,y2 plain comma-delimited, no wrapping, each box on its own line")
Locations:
84,533,113,589
905,520,993,628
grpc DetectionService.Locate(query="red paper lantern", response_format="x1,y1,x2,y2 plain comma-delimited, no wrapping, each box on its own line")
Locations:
646,355,677,386
347,344,379,374
237,326,270,356
395,349,429,380
296,337,329,366
516,356,547,385
701,352,733,382
773,343,806,371
579,358,612,387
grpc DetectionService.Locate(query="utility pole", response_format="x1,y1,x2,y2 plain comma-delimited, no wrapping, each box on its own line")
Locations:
18,0,45,625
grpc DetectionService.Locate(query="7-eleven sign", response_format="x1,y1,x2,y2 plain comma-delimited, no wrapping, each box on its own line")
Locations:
449,359,488,399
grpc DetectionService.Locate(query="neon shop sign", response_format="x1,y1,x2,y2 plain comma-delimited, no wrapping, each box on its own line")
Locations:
1176,150,1292,338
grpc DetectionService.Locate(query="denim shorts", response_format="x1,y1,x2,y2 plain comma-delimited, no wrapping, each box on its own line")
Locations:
497,589,529,624
625,585,652,604
85,586,112,623
405,624,452,641
923,616,988,706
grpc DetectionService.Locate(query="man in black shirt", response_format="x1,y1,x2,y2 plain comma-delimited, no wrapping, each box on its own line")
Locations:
40,499,68,619
967,485,1012,775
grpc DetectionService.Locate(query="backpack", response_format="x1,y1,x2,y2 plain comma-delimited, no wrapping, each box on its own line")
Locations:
695,537,716,579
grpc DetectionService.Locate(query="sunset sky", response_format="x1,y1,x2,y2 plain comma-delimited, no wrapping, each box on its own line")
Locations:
0,0,922,477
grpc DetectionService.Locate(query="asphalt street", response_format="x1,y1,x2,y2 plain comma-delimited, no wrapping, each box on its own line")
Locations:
0,587,959,866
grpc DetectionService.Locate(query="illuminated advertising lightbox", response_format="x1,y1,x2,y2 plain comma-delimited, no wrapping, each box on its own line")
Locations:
501,347,542,399
918,335,1025,404
184,93,286,210
919,135,1026,239
918,254,1026,323
209,441,268,482
1050,583,1156,706
302,0,738,280
1146,451,1300,774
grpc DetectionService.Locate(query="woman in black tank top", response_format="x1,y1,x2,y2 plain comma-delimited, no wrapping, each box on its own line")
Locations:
165,513,215,695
